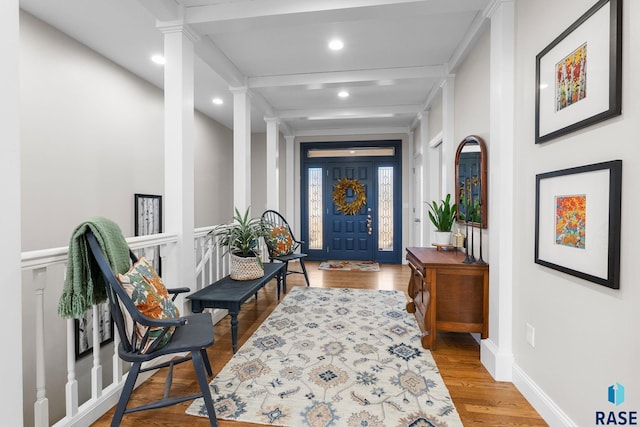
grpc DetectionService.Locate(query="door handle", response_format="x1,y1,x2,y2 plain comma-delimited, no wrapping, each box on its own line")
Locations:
366,214,373,236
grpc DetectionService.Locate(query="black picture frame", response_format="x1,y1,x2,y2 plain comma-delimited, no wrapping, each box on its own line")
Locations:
535,0,622,144
534,160,622,289
134,193,162,273
75,304,114,360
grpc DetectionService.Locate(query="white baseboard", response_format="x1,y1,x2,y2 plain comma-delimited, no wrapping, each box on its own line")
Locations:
480,338,513,381
512,363,577,427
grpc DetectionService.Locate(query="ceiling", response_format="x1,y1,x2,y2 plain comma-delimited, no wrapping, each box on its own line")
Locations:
19,0,493,134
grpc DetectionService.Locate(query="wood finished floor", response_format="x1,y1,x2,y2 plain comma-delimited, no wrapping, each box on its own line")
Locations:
91,261,548,426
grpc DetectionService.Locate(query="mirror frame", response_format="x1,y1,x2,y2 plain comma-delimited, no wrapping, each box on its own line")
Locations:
455,135,487,229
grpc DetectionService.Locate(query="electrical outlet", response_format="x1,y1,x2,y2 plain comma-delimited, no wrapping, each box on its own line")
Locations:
526,323,535,348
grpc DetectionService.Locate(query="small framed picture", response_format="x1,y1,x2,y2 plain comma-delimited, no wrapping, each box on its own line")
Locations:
534,160,622,289
75,303,114,359
134,194,162,273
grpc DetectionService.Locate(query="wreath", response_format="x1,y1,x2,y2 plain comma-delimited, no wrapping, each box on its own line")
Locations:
332,178,366,215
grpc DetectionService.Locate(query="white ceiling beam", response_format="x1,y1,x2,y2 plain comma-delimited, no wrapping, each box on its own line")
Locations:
137,0,182,22
185,0,491,34
194,36,246,87
294,126,411,137
278,104,422,119
186,0,427,25
248,66,446,89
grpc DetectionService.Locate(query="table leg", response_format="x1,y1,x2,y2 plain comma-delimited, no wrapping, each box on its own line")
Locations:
230,311,239,353
282,268,287,294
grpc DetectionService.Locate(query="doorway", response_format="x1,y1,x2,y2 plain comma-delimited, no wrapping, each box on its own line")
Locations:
301,141,402,263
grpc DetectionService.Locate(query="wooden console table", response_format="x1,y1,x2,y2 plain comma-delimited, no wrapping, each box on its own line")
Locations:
187,262,285,353
405,247,488,350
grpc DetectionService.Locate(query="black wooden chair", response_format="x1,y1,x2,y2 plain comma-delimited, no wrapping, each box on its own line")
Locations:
261,210,310,287
85,229,218,427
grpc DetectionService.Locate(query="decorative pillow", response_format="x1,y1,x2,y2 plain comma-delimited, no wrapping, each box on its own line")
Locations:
116,257,179,353
267,226,295,257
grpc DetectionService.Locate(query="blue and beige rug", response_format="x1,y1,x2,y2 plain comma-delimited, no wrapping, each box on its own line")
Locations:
186,287,463,427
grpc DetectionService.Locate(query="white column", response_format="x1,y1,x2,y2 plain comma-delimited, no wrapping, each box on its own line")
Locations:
231,87,251,214
482,0,515,381
265,117,280,211
161,23,198,297
441,77,455,198
284,135,295,225
419,111,435,246
0,1,24,425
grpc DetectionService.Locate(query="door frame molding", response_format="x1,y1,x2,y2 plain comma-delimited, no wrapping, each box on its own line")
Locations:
300,140,402,263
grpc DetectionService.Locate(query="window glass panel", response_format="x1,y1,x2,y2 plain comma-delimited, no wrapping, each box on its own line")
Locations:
308,168,323,250
307,147,395,158
378,166,394,251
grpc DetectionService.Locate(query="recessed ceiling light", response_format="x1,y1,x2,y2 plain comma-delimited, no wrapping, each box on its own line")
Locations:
328,39,344,51
338,91,349,98
151,54,165,65
212,97,224,105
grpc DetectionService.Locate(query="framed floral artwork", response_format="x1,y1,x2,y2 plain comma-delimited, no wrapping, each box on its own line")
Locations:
534,160,622,289
535,0,622,143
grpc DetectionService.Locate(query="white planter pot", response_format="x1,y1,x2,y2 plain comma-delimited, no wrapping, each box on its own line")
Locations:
230,252,264,280
433,231,452,246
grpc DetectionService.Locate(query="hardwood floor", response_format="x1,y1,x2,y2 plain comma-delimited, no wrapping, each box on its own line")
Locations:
91,261,547,426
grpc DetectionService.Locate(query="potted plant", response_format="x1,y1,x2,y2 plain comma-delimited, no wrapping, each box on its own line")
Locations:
210,206,268,280
427,194,457,245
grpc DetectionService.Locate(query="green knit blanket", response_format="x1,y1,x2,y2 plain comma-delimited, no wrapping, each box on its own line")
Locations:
58,217,131,319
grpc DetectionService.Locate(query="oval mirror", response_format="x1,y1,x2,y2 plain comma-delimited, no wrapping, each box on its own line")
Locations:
455,135,487,228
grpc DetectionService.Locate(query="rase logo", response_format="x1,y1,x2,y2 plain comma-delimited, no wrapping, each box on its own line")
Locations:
596,383,637,425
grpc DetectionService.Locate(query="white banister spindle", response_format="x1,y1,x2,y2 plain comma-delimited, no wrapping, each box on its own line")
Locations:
33,267,49,427
113,329,123,385
65,318,79,418
91,304,103,399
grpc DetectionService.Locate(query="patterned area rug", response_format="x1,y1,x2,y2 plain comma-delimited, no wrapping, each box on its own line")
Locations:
318,260,380,272
186,287,463,427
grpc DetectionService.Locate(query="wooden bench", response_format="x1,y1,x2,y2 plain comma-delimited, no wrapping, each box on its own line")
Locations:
187,262,286,353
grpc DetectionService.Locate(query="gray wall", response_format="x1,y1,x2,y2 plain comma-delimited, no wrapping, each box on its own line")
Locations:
513,0,639,424
20,11,234,252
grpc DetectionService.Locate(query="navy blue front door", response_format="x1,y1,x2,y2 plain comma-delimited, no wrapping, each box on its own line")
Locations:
326,162,374,261
300,140,402,263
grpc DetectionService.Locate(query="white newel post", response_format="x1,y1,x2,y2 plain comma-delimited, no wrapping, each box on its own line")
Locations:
161,22,198,304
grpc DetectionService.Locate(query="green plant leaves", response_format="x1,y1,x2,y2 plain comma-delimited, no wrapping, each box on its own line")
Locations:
427,194,457,232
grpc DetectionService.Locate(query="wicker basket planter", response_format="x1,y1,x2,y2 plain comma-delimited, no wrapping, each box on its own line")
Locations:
230,252,264,281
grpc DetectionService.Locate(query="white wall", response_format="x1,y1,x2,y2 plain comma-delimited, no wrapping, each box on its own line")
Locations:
454,26,490,144
513,0,640,425
20,11,235,251
194,111,234,227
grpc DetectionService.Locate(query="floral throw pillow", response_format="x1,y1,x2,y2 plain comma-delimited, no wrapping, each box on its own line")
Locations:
117,257,179,353
267,226,295,257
